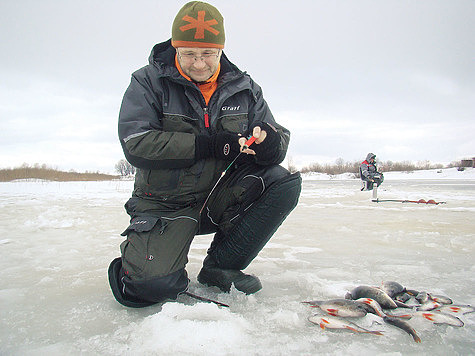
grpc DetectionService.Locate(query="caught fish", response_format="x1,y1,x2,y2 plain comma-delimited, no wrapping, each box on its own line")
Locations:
302,299,368,318
380,281,412,308
415,291,430,304
355,297,386,317
381,281,406,298
416,301,441,311
383,316,422,343
437,304,475,315
355,298,412,319
308,315,383,336
429,294,453,305
416,311,464,327
416,292,452,305
394,292,411,303
346,286,398,309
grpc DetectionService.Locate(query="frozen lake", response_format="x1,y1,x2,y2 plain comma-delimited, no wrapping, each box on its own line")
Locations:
1,168,474,355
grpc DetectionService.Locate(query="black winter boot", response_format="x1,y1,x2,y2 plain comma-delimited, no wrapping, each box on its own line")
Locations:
197,256,262,294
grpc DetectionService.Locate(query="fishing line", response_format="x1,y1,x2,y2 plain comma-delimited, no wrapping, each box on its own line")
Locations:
199,136,257,214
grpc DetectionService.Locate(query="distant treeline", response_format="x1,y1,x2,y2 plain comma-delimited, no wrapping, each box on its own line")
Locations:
293,158,460,176
0,164,118,182
0,159,466,182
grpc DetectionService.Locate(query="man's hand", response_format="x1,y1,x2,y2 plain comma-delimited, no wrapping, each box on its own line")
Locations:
238,125,267,155
195,132,241,161
240,122,280,162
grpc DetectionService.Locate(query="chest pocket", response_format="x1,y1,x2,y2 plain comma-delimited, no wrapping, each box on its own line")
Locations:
162,114,198,134
218,113,249,134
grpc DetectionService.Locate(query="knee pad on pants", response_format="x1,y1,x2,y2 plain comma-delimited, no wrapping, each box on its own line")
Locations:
122,268,189,304
108,257,189,308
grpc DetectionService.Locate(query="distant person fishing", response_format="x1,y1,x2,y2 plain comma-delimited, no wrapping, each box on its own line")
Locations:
360,153,384,191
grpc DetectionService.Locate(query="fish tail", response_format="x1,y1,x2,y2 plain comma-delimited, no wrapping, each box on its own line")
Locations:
383,316,421,343
413,334,422,343
463,306,475,314
406,327,422,343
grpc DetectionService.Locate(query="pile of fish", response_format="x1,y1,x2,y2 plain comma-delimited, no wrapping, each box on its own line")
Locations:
303,281,474,343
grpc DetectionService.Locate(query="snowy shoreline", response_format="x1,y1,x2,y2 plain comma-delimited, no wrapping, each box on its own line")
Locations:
2,167,474,185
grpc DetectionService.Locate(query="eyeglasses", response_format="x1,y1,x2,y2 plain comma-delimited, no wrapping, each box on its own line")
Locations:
177,50,220,62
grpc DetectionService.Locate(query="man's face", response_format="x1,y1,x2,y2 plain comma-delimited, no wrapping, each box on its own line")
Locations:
176,47,222,82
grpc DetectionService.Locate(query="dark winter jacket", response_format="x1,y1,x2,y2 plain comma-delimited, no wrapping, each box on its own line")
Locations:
118,39,290,204
360,153,380,181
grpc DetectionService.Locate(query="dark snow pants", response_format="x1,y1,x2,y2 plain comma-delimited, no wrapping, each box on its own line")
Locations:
108,164,301,307
362,174,384,191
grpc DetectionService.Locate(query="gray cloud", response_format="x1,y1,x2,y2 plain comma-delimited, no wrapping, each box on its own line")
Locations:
0,0,473,172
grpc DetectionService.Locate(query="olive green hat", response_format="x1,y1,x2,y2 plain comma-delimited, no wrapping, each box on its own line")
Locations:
172,1,225,48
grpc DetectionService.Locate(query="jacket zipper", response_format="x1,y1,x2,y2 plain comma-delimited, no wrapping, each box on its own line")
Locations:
201,75,242,130
203,106,210,128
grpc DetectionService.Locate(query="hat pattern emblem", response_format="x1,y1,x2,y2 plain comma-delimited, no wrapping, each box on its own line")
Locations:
180,11,220,39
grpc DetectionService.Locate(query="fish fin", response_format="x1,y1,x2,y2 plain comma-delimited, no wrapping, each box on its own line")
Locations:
394,300,412,308
370,320,383,327
319,323,326,330
386,313,412,319
344,326,360,333
434,320,464,327
406,289,419,296
422,313,435,321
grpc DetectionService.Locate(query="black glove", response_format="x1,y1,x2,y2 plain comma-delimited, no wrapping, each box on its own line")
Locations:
248,122,280,162
195,132,241,161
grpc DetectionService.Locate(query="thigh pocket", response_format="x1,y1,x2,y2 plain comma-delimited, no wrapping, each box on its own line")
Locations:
120,216,164,276
207,174,265,229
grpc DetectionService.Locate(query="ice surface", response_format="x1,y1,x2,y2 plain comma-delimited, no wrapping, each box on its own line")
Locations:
0,169,474,355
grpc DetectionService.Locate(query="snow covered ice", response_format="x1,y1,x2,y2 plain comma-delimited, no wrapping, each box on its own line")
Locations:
0,168,474,355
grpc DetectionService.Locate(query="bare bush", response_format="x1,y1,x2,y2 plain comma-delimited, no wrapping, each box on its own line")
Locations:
287,157,298,174
115,159,136,176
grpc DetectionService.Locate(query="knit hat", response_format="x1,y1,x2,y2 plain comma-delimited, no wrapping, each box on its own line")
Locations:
172,1,225,49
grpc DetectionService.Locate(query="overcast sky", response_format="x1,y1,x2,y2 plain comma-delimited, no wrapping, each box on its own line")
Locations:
1,0,473,173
